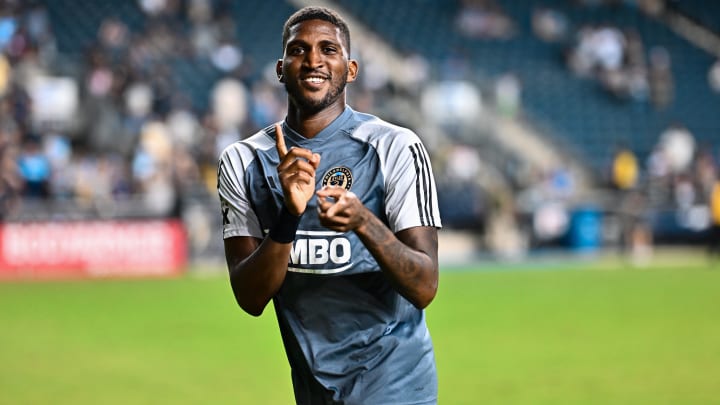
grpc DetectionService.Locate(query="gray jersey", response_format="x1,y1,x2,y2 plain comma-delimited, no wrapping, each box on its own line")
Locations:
218,107,441,404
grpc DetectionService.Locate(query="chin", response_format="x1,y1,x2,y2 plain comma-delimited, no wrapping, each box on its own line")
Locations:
286,83,345,113
292,96,333,113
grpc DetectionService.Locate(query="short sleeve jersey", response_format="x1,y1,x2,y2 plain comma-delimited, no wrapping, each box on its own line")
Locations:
217,107,442,405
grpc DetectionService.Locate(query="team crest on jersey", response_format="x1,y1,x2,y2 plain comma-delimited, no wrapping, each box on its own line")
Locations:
322,166,353,190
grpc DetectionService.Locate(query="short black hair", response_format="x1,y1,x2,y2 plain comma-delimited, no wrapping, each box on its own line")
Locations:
282,6,351,54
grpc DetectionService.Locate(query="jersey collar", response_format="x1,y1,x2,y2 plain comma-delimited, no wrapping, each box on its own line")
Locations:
282,107,354,145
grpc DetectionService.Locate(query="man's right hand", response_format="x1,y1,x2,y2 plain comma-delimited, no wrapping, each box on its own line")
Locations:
275,123,321,216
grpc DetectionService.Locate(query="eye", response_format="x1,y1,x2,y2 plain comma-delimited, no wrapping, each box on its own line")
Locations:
288,46,304,56
323,46,338,54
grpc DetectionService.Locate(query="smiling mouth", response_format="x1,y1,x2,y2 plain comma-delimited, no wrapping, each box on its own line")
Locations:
302,75,328,85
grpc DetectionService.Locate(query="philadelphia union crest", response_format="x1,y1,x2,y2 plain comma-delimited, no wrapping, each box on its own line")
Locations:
322,166,353,190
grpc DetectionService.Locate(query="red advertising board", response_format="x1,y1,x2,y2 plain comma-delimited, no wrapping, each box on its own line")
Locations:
0,220,187,279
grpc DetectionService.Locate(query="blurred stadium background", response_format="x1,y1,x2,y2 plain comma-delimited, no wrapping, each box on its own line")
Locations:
2,0,720,273
0,0,719,403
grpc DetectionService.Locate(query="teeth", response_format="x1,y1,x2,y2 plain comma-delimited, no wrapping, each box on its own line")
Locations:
305,77,325,84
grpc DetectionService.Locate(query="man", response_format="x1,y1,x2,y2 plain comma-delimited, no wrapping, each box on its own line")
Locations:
217,6,441,404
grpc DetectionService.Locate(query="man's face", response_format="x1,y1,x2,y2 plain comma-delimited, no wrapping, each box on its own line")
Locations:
278,19,357,114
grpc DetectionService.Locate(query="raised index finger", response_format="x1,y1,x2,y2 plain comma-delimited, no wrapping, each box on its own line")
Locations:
275,123,288,159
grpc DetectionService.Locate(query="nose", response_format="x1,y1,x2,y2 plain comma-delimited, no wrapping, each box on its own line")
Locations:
303,47,324,69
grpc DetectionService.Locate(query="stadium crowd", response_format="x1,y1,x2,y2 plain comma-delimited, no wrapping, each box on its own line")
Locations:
0,0,719,257
1,0,276,220
0,0,425,222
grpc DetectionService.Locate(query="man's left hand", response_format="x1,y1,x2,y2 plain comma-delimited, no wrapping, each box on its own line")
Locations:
316,186,367,232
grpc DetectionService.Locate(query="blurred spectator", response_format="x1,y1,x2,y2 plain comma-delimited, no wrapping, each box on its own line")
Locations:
621,29,649,101
85,52,114,98
0,93,21,143
547,165,576,200
647,144,669,179
532,7,569,43
533,201,569,242
595,28,649,101
42,133,71,193
210,41,243,73
124,81,153,118
673,173,695,210
212,78,247,132
439,47,472,81
494,72,521,117
619,190,653,266
132,120,176,215
211,78,247,156
357,50,391,93
659,123,695,174
249,80,284,131
648,46,674,109
0,143,21,218
17,135,50,198
167,108,201,149
0,53,11,95
98,17,130,59
435,144,490,232
567,24,626,78
695,149,717,195
73,152,119,209
485,202,527,260
0,11,17,52
637,0,664,16
709,59,720,93
645,144,671,205
455,0,515,40
565,22,655,104
28,74,79,133
611,147,639,190
709,179,720,260
421,80,482,136
196,113,222,193
13,43,48,92
444,144,482,183
138,0,159,15
397,52,430,97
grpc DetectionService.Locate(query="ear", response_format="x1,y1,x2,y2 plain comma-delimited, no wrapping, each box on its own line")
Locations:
276,59,284,82
346,59,359,83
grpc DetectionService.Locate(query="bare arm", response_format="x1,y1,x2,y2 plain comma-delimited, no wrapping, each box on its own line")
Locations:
223,124,321,316
224,236,291,316
316,187,439,308
358,219,439,309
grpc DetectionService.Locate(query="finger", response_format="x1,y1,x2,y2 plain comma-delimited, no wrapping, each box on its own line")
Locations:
310,153,321,169
323,201,343,218
275,123,287,159
316,185,346,199
284,147,316,161
286,176,316,192
320,194,350,218
316,194,334,213
318,207,351,232
279,157,318,179
277,147,316,171
316,186,347,210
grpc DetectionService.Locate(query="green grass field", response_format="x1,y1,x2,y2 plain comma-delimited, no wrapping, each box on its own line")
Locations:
1,252,719,404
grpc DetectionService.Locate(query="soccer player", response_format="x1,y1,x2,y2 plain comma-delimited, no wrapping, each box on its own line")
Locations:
217,6,442,404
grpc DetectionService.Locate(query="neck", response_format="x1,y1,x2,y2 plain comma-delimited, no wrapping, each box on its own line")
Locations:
285,101,346,139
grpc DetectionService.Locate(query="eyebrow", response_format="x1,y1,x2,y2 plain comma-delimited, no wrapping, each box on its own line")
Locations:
286,24,347,51
285,38,347,55
286,37,342,48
